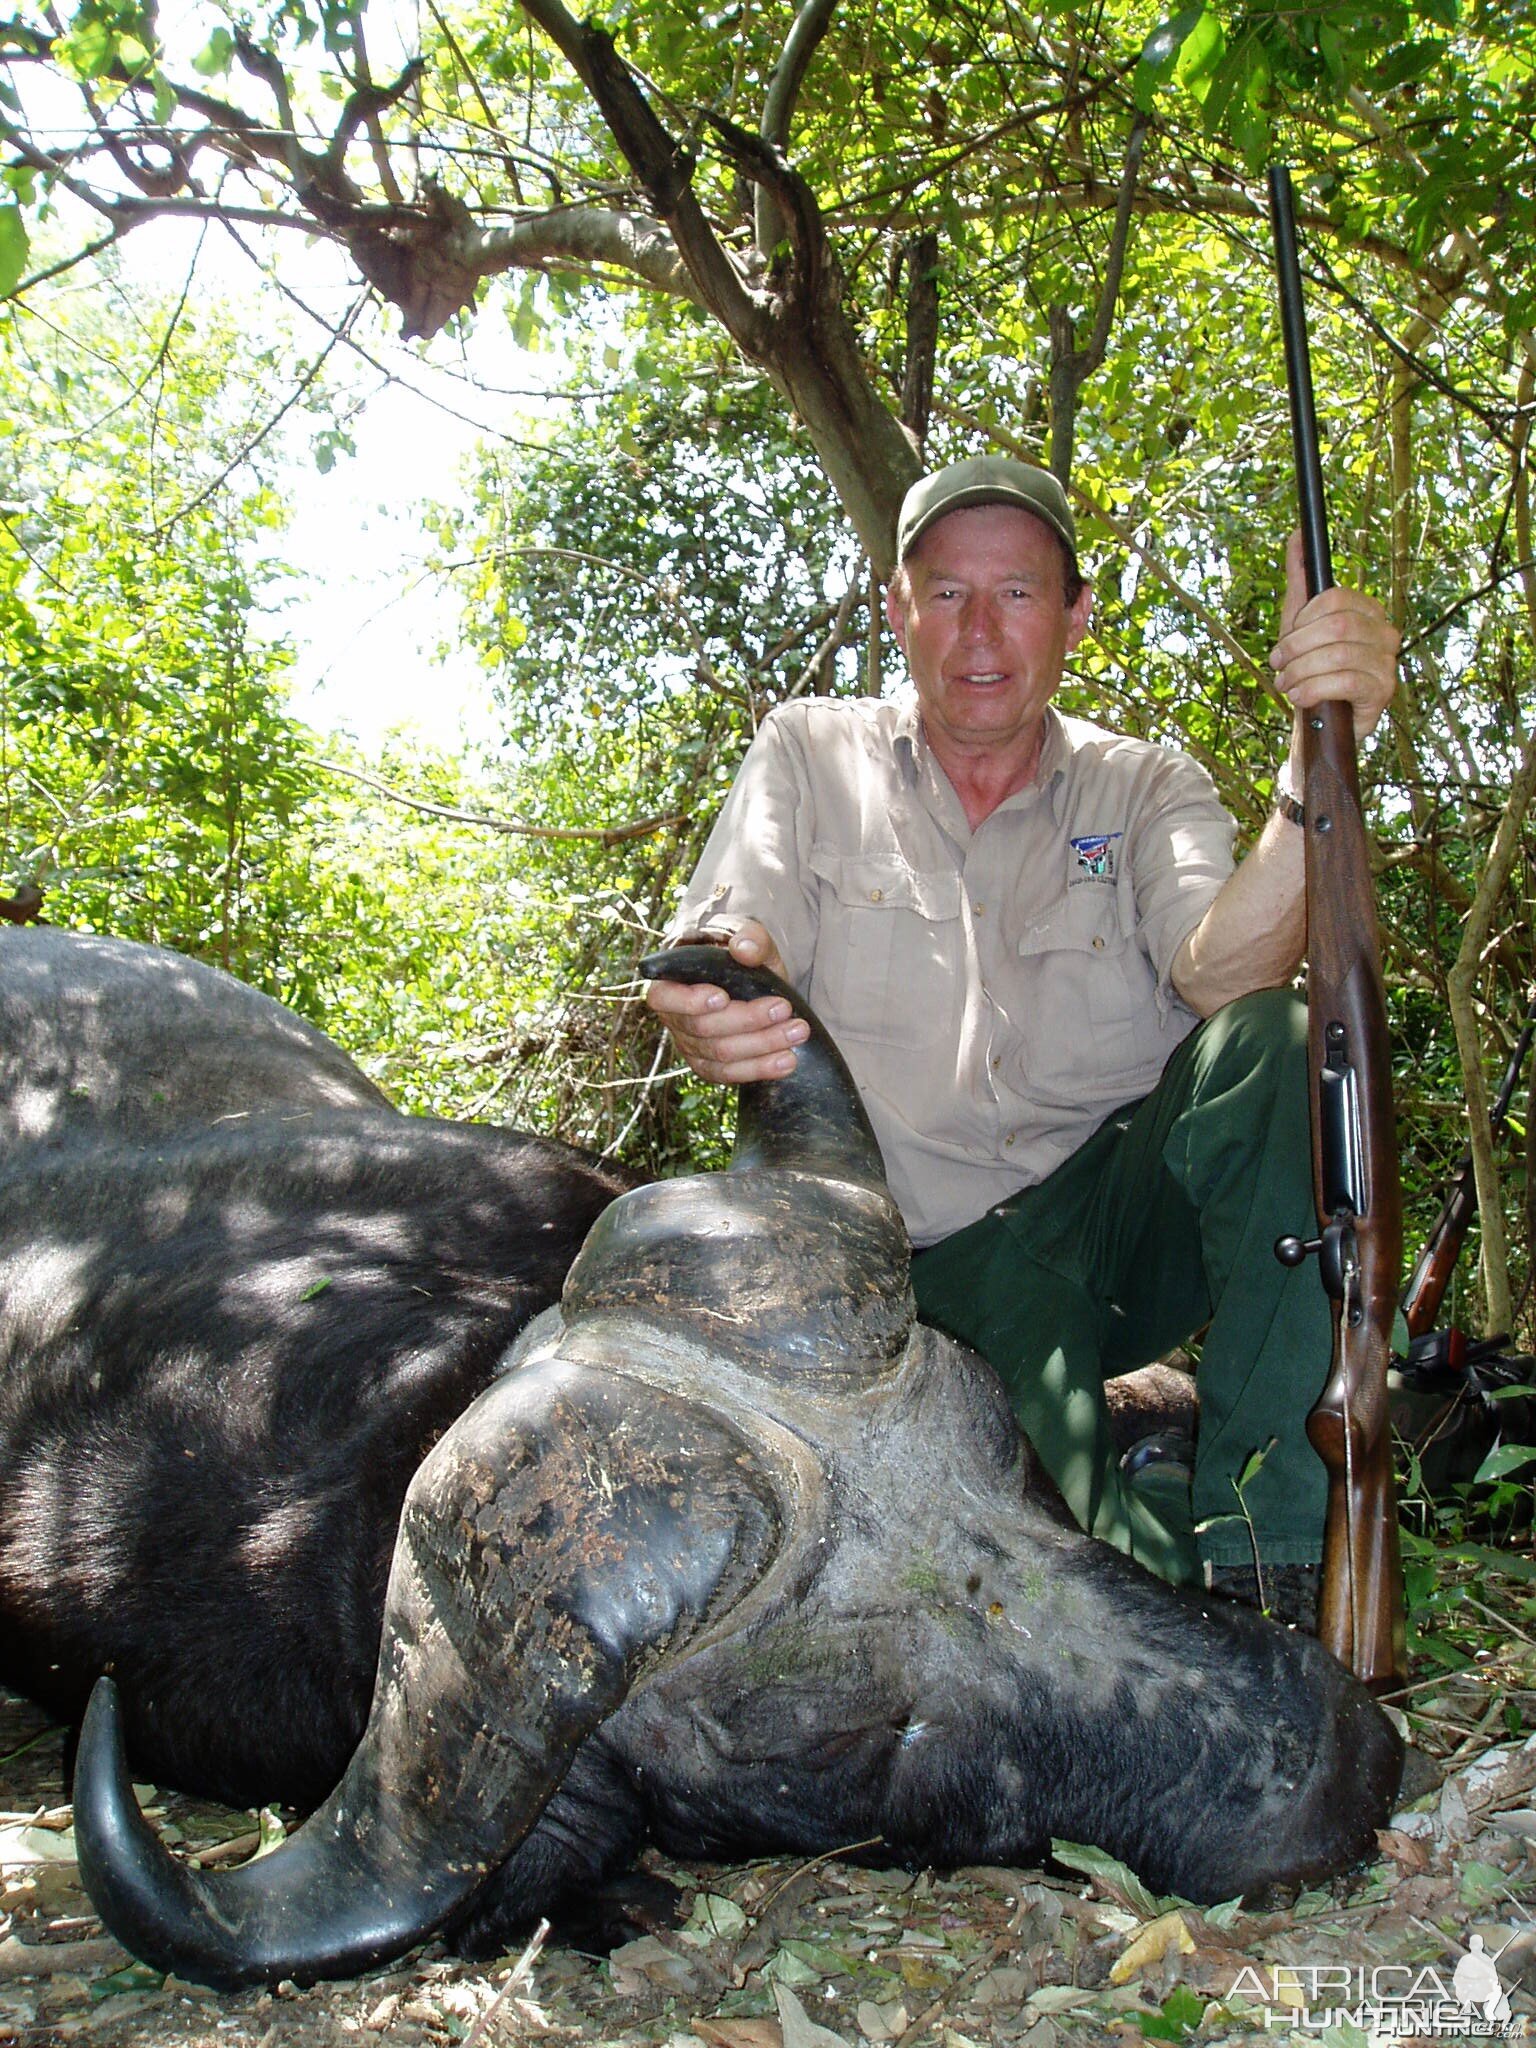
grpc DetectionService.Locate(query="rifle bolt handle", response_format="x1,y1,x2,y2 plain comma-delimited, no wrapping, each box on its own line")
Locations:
1275,1233,1322,1267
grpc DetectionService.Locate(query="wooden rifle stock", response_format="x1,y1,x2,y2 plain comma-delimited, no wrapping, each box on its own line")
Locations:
1269,166,1407,1689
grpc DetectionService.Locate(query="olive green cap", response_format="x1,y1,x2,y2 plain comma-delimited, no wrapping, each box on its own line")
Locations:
895,456,1078,569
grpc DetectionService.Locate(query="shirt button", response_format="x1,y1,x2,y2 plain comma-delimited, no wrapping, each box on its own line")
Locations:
712,884,727,899
973,903,984,916
1092,934,1105,951
870,888,884,902
1004,1134,1015,1148
991,1056,1001,1070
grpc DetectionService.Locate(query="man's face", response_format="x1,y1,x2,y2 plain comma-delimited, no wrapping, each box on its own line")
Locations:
886,503,1092,759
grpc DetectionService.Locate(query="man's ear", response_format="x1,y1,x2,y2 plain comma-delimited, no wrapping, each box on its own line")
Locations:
1065,581,1094,651
884,576,909,657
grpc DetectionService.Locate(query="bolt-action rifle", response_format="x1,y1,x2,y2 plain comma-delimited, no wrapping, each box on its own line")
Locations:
1269,165,1407,1690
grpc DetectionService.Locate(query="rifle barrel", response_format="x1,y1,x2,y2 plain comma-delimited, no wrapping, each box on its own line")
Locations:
1268,166,1334,601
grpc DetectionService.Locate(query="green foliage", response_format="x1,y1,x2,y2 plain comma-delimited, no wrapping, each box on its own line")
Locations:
1,288,317,971
0,276,603,1133
427,331,875,1166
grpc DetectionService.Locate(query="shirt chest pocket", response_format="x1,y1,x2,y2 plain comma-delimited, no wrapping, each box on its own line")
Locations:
1015,885,1166,1099
807,849,964,1053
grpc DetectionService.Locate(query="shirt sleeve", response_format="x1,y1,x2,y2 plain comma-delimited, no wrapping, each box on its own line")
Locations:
1123,746,1237,996
664,708,824,988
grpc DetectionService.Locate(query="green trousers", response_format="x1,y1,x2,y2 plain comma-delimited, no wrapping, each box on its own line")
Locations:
911,989,1328,1585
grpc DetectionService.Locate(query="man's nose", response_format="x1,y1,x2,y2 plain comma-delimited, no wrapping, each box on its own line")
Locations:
959,595,1000,644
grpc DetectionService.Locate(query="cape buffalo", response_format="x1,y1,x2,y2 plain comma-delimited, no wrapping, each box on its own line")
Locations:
0,933,1402,1992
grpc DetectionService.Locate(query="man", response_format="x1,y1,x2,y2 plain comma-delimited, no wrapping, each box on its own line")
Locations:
646,456,1398,1609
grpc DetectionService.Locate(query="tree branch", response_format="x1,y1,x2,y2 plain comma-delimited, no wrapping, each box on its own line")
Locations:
755,0,839,257
1346,85,1536,376
1446,725,1536,1334
1048,112,1148,481
151,294,364,544
312,758,689,845
898,231,940,446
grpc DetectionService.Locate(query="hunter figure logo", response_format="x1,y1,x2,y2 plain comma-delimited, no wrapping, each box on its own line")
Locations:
1229,1925,1526,2035
1069,832,1121,883
1456,1935,1516,2028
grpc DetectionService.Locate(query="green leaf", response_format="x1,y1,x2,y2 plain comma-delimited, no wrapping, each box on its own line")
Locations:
763,1945,821,1985
60,14,115,79
1473,1443,1536,1483
91,1962,165,2001
1051,1839,1162,1918
1459,1859,1512,1908
1370,38,1445,89
0,205,29,297
1459,1543,1536,1583
1403,1625,1472,1672
191,27,235,75
1134,8,1206,110
1235,1435,1278,1494
1139,1984,1206,2040
1173,10,1225,90
679,1892,747,1944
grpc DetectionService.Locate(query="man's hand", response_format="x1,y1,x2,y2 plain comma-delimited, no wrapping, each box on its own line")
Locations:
1269,529,1400,747
645,920,809,1085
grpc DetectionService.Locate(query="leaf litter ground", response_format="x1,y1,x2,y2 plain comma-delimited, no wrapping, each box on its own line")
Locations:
6,1557,1536,2048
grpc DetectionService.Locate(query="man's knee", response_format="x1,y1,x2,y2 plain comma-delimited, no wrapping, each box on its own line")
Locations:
1186,987,1307,1112
1158,988,1310,1204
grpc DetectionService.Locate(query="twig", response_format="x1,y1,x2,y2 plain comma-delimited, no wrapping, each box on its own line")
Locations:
755,1836,883,1921
1461,1592,1536,1649
151,296,366,544
0,1726,62,1769
460,1916,551,2048
1400,557,1536,656
311,757,687,845
0,1934,129,1979
731,1837,884,1987
893,1892,1035,2048
1443,1693,1514,1774
602,1034,668,1157
193,1829,262,1867
784,579,862,700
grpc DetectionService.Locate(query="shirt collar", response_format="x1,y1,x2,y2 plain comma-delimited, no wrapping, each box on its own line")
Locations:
893,694,924,783
1037,704,1069,790
893,696,1070,802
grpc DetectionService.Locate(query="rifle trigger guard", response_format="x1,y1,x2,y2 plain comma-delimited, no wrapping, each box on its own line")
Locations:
1320,1216,1356,1303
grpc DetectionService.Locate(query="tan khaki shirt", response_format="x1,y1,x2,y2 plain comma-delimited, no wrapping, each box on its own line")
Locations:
669,698,1235,1246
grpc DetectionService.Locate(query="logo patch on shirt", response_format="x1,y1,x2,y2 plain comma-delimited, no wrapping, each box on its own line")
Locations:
1069,832,1122,883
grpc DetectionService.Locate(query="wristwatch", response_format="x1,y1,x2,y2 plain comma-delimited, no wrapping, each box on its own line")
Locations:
1273,766,1306,828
